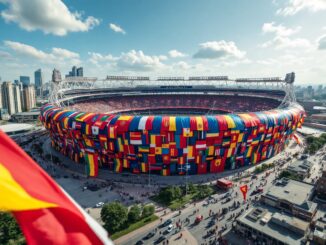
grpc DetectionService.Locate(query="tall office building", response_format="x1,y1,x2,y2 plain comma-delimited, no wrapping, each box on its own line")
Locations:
72,66,77,76
23,85,36,111
52,68,62,83
77,67,83,77
66,66,83,77
20,76,30,86
1,81,16,115
0,84,2,109
34,69,43,96
34,69,43,87
13,84,22,113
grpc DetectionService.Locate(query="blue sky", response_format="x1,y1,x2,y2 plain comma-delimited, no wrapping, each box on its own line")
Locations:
0,0,326,84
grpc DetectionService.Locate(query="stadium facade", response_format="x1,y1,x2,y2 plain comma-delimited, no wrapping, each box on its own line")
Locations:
40,75,305,177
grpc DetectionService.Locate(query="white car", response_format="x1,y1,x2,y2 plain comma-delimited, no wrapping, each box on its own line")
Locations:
95,202,104,208
167,224,173,233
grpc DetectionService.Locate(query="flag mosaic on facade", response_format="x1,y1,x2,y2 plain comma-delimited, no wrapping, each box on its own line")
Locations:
40,103,305,177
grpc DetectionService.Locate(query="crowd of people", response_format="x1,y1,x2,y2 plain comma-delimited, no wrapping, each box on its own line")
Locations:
69,94,280,114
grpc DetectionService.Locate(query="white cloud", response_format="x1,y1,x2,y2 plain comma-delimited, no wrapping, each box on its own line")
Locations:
88,52,116,65
277,0,326,16
317,35,326,49
262,22,301,37
261,36,312,49
0,50,13,59
109,23,126,34
4,40,80,64
88,50,166,71
193,41,246,59
0,0,100,36
261,22,312,50
168,49,186,58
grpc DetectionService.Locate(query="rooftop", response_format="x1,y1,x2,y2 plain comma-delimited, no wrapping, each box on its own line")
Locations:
238,205,309,245
264,178,316,211
0,123,34,133
286,160,312,174
13,111,40,116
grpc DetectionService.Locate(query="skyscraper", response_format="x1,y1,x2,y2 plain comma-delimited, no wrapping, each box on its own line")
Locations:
77,67,83,77
23,85,36,111
72,66,77,76
34,69,43,96
20,76,30,86
52,68,62,83
13,84,22,113
0,84,2,109
66,66,84,77
1,81,16,115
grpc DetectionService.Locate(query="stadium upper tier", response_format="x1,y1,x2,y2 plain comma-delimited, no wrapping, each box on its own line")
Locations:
68,94,280,115
41,86,305,177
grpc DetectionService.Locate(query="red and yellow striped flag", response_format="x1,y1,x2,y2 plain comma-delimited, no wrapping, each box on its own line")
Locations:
0,130,112,245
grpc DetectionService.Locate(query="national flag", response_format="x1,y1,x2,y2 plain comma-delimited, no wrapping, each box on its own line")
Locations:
182,128,193,137
0,130,112,245
240,184,248,201
108,125,117,139
91,126,99,135
123,158,130,168
195,140,206,150
130,132,142,145
85,153,99,177
114,158,122,172
138,146,150,153
141,162,148,173
169,117,176,131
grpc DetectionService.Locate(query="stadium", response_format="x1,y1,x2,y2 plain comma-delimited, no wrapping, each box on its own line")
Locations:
40,73,305,177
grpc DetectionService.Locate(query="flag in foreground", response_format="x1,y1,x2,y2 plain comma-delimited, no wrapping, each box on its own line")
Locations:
0,130,112,245
240,184,248,201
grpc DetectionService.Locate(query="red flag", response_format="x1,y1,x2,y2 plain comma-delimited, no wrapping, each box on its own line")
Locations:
0,130,112,245
240,184,248,201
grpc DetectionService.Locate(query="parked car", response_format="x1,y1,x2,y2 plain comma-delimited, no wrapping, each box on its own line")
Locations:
135,240,144,245
95,202,104,208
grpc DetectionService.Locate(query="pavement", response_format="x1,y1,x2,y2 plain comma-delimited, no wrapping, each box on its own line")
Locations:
168,228,198,245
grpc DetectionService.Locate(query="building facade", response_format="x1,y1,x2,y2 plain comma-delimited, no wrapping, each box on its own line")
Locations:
66,66,83,77
23,85,36,111
34,69,43,96
20,76,30,86
13,84,22,113
261,178,317,222
52,69,62,83
316,165,326,200
2,81,16,115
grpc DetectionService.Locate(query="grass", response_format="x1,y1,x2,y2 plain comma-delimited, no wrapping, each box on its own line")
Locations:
168,194,194,210
111,214,159,240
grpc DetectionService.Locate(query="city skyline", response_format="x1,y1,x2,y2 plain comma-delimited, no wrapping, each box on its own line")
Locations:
0,0,326,84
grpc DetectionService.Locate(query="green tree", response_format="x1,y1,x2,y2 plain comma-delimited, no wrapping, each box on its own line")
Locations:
188,183,197,194
0,212,25,245
128,205,141,223
101,202,128,234
173,186,182,199
142,205,155,218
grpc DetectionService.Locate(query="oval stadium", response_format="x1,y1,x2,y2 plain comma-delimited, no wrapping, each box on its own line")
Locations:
40,73,305,177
